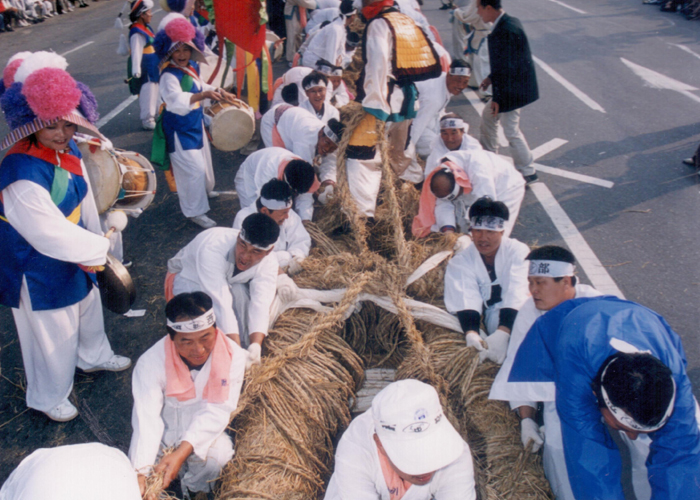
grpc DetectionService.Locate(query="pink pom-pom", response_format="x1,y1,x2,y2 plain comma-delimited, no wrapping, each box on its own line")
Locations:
22,68,81,121
3,59,23,89
165,18,195,43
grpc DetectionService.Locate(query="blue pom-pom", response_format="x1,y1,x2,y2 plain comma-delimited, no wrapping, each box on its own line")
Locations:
0,83,36,130
154,31,172,61
76,82,100,124
193,29,205,52
167,0,186,12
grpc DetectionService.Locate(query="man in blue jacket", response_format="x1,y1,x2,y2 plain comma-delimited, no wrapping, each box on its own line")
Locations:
509,296,700,499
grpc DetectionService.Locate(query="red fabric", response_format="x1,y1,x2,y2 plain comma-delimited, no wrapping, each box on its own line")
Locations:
164,328,234,404
411,161,472,238
440,53,450,73
132,22,155,38
272,125,285,148
430,25,444,47
292,52,301,68
6,138,83,177
299,6,307,28
362,0,394,20
164,271,176,301
376,442,412,500
213,0,266,57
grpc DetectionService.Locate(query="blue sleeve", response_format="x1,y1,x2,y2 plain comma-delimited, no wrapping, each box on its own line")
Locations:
0,154,53,192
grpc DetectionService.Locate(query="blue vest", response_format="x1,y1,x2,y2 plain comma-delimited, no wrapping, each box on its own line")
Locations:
161,62,204,153
129,23,160,82
0,141,94,310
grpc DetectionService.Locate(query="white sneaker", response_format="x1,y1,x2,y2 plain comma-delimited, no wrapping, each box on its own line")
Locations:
142,119,156,130
83,355,131,373
190,214,217,228
207,191,220,199
45,400,78,422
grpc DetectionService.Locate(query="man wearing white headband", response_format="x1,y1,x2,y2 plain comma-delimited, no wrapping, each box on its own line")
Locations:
507,295,700,500
489,245,601,500
410,60,472,166
165,213,280,364
129,292,247,497
300,71,340,125
302,0,357,70
233,179,311,276
444,197,529,365
271,66,314,106
324,379,477,499
424,113,482,178
316,59,351,108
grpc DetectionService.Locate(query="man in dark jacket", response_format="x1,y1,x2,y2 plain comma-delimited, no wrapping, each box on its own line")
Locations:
477,0,539,184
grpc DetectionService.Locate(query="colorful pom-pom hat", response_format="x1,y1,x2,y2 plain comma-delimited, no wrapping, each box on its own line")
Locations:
0,51,103,150
153,13,207,64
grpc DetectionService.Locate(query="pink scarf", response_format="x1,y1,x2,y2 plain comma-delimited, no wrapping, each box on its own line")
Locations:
164,328,234,404
376,442,412,500
411,161,472,238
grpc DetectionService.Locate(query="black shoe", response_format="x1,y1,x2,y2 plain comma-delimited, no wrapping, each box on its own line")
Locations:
439,3,452,9
682,157,695,167
5,26,14,32
523,173,540,185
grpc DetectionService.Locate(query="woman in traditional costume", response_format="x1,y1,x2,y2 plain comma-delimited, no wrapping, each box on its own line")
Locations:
127,0,160,130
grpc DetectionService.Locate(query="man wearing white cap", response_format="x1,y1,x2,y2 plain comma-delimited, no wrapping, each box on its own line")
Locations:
301,0,356,69
444,197,529,365
300,71,341,124
424,113,482,178
165,213,280,364
488,245,600,500
324,379,477,499
233,179,311,275
129,292,247,497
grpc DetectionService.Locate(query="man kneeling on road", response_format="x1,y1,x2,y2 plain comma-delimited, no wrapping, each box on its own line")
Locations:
324,379,477,499
129,292,247,497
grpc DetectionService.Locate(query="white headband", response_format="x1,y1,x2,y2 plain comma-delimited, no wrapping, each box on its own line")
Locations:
260,196,292,211
600,357,676,432
323,125,339,144
449,66,470,77
239,228,276,251
304,80,327,91
528,260,576,277
318,64,343,76
166,308,216,333
440,118,465,130
470,215,505,232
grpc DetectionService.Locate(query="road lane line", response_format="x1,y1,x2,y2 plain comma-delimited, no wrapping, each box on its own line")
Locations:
96,95,138,129
534,164,614,188
529,182,625,298
546,0,587,14
60,41,94,57
462,88,509,147
531,138,569,160
532,56,607,113
620,57,700,105
670,43,700,61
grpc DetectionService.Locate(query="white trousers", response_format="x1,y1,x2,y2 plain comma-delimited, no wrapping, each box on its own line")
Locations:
285,18,303,62
346,155,382,217
179,434,233,493
230,283,251,347
170,131,215,218
139,82,159,123
11,279,114,412
480,104,535,176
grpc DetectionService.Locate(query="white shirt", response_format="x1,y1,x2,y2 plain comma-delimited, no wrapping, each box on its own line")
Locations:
444,236,530,315
129,32,147,79
412,73,451,154
160,71,215,117
272,67,314,106
302,16,347,69
324,411,477,500
330,80,351,107
167,227,279,335
233,203,311,267
424,134,482,179
301,97,340,125
234,147,315,221
128,335,247,471
306,7,340,33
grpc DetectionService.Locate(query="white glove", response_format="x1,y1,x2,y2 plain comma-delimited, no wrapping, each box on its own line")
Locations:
276,273,300,303
520,417,544,453
465,331,485,351
98,137,114,151
317,184,334,205
287,257,304,276
245,343,262,370
479,328,510,364
453,235,472,253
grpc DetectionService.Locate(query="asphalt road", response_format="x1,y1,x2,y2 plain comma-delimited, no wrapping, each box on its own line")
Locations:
0,0,699,486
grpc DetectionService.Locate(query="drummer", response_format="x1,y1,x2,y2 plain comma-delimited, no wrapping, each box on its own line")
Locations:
165,213,280,366
300,71,340,125
152,13,236,229
127,0,159,130
233,179,311,275
0,52,131,422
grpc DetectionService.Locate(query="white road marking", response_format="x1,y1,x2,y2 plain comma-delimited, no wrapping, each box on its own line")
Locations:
533,56,607,113
534,163,614,188
462,88,509,147
670,43,700,61
529,182,625,298
96,95,138,129
621,57,700,105
60,41,94,57
546,0,587,14
531,138,569,160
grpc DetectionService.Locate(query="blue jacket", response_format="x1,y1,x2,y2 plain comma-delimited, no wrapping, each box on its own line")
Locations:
510,296,700,500
160,62,204,153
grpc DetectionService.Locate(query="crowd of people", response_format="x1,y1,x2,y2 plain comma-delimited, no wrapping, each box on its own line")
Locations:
0,0,699,499
0,0,91,32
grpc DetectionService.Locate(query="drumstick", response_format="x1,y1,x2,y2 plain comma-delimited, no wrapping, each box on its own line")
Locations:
105,227,116,239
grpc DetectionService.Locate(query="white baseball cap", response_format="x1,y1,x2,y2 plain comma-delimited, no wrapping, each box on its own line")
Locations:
372,379,464,476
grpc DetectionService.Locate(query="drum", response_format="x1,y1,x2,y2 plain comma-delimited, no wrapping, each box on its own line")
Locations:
78,143,157,214
206,99,256,152
97,252,136,314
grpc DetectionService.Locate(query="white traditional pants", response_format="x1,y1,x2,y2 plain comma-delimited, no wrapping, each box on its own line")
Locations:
139,82,159,124
170,130,215,218
480,104,535,176
179,434,234,493
11,278,114,412
346,156,383,218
